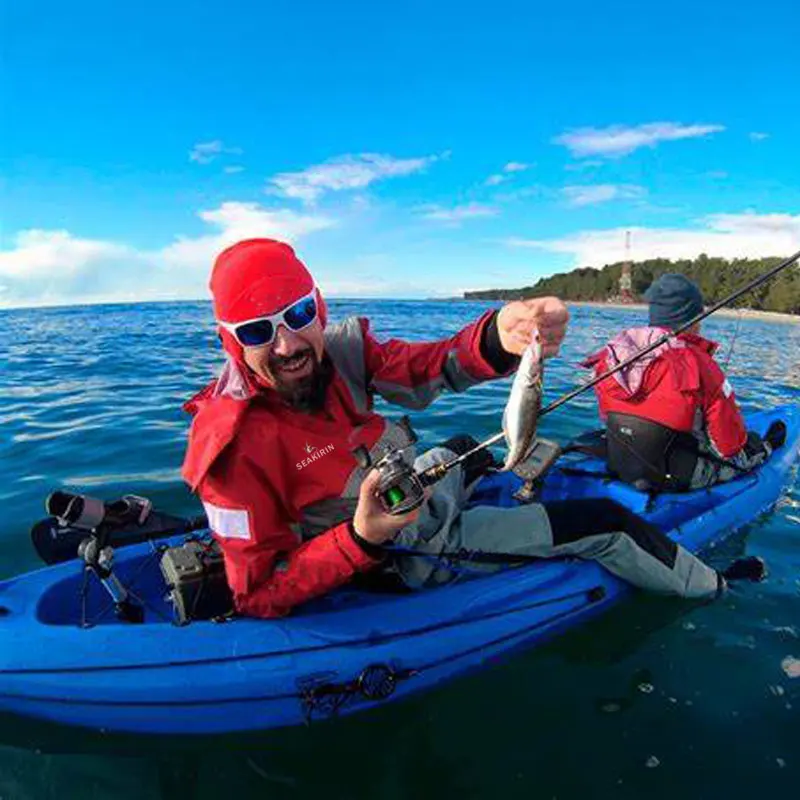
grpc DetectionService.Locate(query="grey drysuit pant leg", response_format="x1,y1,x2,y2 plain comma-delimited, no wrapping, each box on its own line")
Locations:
690,432,771,489
393,446,720,600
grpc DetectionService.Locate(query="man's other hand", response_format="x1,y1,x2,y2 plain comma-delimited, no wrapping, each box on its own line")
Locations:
497,297,569,358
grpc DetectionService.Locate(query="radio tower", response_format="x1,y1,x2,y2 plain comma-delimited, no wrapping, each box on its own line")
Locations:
619,230,634,303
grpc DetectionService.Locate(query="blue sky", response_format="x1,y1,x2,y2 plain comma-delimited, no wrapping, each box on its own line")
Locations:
2,0,799,306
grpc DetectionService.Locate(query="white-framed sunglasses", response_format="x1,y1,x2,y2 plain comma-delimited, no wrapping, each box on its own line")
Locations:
217,286,318,347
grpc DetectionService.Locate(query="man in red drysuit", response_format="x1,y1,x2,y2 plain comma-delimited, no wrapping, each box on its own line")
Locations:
583,273,785,491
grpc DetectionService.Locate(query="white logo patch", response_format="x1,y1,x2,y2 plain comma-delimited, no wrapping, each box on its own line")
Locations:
296,443,336,471
722,379,733,398
202,501,251,540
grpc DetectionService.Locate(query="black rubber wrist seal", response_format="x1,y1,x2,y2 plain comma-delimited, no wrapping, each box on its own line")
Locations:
348,521,387,561
480,310,520,374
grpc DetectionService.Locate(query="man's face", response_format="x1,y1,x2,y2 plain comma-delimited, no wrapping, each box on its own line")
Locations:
242,319,328,408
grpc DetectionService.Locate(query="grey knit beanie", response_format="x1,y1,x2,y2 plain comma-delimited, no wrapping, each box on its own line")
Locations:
644,273,704,329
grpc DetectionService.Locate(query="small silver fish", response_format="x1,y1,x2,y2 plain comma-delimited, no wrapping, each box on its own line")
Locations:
502,334,543,471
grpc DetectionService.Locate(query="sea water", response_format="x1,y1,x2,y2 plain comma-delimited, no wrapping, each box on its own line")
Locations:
0,300,798,799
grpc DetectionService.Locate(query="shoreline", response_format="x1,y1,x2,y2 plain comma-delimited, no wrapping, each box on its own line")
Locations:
566,300,800,324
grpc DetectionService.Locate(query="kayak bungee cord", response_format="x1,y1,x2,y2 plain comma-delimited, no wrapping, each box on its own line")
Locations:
423,248,800,483
300,584,604,722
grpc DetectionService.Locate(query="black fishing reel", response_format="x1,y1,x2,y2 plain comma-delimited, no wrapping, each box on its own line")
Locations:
373,449,430,515
352,416,435,516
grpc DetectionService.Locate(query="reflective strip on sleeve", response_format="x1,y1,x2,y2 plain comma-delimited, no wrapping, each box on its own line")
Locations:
202,501,251,540
722,379,733,398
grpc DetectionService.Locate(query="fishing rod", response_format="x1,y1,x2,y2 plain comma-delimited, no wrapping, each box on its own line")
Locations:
421,248,800,481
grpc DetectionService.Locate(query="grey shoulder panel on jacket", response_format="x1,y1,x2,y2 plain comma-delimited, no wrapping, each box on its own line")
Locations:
324,316,369,413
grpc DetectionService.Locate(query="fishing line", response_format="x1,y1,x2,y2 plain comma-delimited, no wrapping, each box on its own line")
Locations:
722,308,743,373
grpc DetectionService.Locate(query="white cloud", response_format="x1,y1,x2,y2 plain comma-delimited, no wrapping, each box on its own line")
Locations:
421,203,498,223
189,140,243,164
485,161,531,186
710,212,800,235
0,230,155,307
269,152,438,204
0,230,139,279
505,212,800,266
554,122,725,158
749,131,770,141
161,202,334,271
0,203,335,307
561,184,645,207
201,202,333,241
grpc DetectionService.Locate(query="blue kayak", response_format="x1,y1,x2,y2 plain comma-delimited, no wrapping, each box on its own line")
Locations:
0,405,797,735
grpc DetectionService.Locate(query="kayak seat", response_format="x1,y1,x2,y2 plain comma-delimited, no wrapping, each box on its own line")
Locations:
562,429,608,460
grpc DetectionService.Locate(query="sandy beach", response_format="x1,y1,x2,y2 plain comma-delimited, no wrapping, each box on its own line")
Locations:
567,300,800,324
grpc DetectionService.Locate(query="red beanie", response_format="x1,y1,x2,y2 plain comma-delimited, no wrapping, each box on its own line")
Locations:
209,239,327,362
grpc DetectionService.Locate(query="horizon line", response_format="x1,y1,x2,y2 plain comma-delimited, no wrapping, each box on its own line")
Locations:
0,295,494,313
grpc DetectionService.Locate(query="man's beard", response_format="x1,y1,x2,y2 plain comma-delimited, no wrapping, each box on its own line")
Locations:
270,350,333,412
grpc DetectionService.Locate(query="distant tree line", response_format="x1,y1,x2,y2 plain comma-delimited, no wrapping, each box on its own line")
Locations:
464,254,800,315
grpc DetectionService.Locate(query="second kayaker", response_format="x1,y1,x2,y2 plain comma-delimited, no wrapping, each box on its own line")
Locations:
582,272,786,492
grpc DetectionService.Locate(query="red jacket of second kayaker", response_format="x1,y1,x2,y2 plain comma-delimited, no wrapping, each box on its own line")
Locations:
583,327,748,458
181,311,508,618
